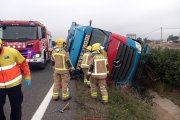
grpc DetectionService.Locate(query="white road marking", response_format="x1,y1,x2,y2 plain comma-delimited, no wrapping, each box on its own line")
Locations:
31,84,54,120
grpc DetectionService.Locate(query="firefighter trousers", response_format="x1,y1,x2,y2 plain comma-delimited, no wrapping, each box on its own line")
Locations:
82,68,90,85
53,72,70,100
90,77,108,102
0,84,23,120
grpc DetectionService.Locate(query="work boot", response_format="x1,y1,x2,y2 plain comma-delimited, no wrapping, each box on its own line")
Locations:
86,80,91,87
52,96,59,101
62,96,72,102
101,100,108,105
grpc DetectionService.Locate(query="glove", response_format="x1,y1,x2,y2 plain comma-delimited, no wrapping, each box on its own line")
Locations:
70,67,75,74
71,67,75,71
25,80,31,87
87,72,91,75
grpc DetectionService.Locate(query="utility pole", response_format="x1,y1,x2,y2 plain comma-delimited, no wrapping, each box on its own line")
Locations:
89,20,92,26
161,27,162,41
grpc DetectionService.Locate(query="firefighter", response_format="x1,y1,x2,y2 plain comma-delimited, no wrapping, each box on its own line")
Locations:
0,39,31,120
51,38,74,101
81,46,92,86
88,43,109,104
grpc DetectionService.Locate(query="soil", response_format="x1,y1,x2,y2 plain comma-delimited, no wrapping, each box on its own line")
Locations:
150,90,180,120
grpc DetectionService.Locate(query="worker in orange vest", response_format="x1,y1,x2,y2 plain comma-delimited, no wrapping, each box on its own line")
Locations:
51,38,74,101
81,46,92,86
88,43,109,104
0,39,31,120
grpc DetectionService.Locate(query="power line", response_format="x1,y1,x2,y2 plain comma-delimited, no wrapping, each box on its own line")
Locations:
138,27,180,39
138,28,160,37
163,27,180,29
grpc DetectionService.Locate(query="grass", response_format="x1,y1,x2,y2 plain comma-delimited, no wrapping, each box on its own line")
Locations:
75,78,155,120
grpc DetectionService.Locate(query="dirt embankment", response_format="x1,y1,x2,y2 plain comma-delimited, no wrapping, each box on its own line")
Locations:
150,91,180,120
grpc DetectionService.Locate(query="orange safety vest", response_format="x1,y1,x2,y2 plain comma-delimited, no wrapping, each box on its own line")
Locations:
0,47,31,88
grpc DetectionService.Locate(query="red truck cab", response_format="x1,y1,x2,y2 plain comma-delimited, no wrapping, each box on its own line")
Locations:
0,20,52,68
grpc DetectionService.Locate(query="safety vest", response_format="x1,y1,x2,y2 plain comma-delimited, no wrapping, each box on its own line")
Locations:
51,48,69,74
0,47,31,88
91,53,108,79
81,52,91,68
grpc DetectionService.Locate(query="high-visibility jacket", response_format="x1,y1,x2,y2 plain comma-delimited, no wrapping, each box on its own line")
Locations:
81,52,91,68
90,52,108,79
51,48,70,74
0,47,31,88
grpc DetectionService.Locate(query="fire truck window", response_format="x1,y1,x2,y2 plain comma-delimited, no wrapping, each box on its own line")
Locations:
41,27,46,38
38,27,42,39
2,25,38,41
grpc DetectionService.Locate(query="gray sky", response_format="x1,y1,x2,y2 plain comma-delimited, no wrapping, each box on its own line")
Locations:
1,0,180,40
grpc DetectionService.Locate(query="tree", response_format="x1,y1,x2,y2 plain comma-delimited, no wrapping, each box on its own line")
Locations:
167,34,179,41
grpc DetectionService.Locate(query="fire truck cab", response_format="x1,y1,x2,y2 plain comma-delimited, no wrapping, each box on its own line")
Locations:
0,20,52,68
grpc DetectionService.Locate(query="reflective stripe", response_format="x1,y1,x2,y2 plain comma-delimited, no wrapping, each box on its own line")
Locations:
53,92,59,97
91,92,97,97
81,64,89,67
102,96,108,101
84,54,89,65
53,92,59,95
0,62,16,70
62,93,69,98
53,53,66,70
92,73,107,75
55,68,67,70
84,79,88,83
0,75,22,86
94,59,107,62
93,59,107,75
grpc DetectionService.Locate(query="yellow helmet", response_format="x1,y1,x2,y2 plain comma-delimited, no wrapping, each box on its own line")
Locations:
55,38,66,48
86,46,91,51
92,43,101,51
0,39,2,47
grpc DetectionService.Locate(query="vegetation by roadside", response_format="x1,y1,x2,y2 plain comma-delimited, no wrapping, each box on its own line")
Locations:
146,48,180,88
142,48,180,106
75,79,155,120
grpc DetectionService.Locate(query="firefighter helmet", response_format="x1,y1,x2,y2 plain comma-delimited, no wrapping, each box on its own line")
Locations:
0,39,2,47
86,46,92,51
92,43,101,51
55,38,66,48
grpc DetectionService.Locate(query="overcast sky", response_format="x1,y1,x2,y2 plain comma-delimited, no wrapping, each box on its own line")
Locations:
1,0,180,40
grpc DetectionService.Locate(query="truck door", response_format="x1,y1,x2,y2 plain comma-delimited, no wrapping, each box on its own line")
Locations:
69,26,86,68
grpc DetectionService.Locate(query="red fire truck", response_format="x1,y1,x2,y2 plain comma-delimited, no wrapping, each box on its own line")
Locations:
0,20,52,68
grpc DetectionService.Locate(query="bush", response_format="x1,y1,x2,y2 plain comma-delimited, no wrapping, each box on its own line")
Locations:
147,48,180,87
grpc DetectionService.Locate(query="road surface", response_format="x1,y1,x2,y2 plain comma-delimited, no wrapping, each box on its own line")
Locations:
4,63,77,120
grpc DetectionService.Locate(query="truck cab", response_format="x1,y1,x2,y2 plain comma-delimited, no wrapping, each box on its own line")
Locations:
66,22,143,86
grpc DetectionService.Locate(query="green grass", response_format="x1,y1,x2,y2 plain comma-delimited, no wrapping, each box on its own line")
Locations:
76,79,155,120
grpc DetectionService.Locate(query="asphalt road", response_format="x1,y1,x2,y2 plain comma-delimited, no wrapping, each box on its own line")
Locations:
4,63,77,120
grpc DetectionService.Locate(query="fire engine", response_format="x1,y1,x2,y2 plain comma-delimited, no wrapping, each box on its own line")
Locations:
0,20,52,68
66,22,145,86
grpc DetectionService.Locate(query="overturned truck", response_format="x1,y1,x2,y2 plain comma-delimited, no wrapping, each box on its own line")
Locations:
66,22,147,86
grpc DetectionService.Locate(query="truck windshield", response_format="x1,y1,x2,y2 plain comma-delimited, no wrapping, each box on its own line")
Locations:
89,28,109,48
2,25,38,41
